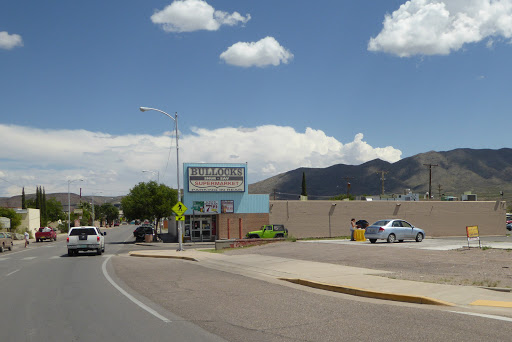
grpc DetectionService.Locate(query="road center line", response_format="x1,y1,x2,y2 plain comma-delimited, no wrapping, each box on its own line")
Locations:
101,255,171,323
6,269,20,276
450,311,512,322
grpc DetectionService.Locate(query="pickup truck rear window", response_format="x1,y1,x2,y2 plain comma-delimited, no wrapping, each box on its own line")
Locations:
69,228,97,236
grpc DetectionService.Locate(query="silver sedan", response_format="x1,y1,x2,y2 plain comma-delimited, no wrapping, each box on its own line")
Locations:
364,219,425,244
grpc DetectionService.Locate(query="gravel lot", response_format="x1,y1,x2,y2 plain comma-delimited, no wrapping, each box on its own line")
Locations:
222,239,512,289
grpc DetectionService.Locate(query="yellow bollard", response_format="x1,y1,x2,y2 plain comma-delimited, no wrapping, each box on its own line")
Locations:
355,229,366,241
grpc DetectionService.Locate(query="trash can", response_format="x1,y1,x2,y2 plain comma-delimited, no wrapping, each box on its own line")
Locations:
144,234,153,243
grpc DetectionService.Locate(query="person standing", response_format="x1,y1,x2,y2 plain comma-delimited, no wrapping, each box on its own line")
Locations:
350,218,356,241
24,231,29,248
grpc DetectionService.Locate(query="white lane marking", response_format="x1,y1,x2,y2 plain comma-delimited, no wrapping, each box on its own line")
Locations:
101,255,171,323
22,257,37,260
450,311,512,322
6,269,20,276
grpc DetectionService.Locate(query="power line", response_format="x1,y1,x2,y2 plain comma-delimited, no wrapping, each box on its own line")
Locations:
342,176,354,196
376,171,389,195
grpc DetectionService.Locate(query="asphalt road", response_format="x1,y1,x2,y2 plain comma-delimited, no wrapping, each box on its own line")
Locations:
0,225,225,342
2,225,512,341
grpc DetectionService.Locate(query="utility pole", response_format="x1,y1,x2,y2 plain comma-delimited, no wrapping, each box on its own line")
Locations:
423,164,438,200
376,171,388,196
342,177,354,196
437,184,443,198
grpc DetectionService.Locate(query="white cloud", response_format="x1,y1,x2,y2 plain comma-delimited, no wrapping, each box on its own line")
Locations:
0,124,401,197
220,36,294,67
151,0,250,33
368,0,512,57
0,31,23,50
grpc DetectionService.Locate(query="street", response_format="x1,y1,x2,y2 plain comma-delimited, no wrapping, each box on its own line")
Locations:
0,225,225,342
1,224,511,341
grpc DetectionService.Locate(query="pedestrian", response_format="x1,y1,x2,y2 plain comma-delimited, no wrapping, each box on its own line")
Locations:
24,231,29,248
350,218,356,241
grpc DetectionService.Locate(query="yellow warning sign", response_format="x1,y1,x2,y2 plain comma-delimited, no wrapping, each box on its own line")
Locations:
172,202,187,216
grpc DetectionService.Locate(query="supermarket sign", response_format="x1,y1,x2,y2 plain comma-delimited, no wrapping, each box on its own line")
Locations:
188,166,245,192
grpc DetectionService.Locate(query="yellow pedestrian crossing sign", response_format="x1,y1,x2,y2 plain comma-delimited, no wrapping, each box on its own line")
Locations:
175,215,185,221
172,201,187,216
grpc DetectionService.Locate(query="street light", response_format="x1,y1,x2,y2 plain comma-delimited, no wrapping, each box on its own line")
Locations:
140,106,183,251
142,169,160,183
68,179,83,232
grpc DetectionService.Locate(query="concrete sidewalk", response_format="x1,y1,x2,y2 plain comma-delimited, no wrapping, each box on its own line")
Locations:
129,248,512,313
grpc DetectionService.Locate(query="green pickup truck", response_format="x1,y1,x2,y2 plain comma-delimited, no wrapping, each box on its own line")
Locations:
246,224,288,239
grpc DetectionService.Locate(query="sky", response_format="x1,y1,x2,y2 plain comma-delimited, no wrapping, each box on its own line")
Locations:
1,0,512,198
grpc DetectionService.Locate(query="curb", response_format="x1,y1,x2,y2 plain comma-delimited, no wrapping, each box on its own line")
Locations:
279,278,454,306
128,251,198,262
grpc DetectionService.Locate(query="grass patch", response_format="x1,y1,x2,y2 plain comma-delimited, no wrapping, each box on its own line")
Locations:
481,246,493,250
286,235,297,242
470,279,501,287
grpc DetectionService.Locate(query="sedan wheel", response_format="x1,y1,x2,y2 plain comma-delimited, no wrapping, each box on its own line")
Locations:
369,239,377,244
415,233,424,242
387,234,396,243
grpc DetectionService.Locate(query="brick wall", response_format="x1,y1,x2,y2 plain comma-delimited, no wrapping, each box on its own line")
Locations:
217,213,269,239
269,200,506,238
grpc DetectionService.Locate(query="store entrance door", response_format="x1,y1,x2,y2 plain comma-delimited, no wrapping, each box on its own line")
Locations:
191,217,212,242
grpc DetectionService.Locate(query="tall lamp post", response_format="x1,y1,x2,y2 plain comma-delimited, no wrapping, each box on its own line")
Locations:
68,179,83,232
139,107,183,251
142,169,160,183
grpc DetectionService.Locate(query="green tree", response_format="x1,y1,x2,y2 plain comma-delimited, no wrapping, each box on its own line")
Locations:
25,198,36,208
78,202,92,226
42,187,47,225
22,187,26,209
35,186,40,209
0,207,22,232
301,172,307,197
46,198,65,223
99,203,119,225
121,181,177,226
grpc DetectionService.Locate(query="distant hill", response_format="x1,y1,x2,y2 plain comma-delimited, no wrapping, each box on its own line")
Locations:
249,148,512,202
0,193,123,210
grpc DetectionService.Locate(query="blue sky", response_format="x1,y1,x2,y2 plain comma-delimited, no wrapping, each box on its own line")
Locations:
1,0,512,197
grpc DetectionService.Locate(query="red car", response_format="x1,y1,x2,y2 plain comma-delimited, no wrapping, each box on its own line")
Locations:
35,227,57,242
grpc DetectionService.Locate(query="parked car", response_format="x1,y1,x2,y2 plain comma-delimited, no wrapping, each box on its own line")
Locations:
0,232,13,252
35,227,57,242
133,225,154,242
364,219,425,243
246,224,288,239
507,223,512,231
67,226,106,256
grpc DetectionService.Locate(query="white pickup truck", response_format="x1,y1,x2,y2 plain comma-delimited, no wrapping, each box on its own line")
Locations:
67,226,106,256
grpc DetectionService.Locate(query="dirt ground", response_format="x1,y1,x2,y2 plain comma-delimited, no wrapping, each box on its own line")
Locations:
222,241,512,289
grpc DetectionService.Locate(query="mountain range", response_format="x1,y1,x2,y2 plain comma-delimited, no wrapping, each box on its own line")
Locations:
248,148,512,202
2,148,511,207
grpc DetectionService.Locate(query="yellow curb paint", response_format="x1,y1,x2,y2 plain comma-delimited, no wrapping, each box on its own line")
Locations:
280,278,454,306
471,300,512,308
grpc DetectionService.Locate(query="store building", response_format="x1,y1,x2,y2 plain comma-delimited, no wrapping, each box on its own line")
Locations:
182,163,269,241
